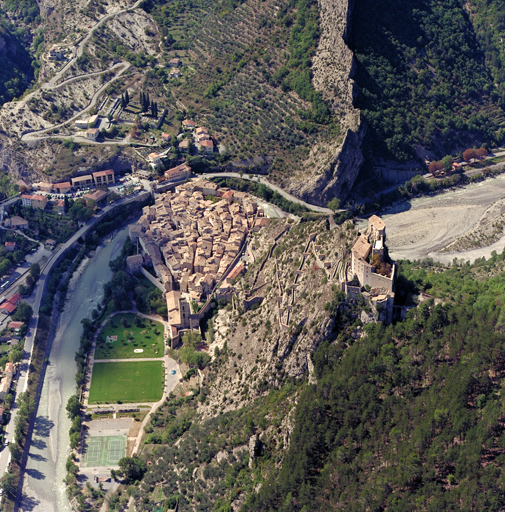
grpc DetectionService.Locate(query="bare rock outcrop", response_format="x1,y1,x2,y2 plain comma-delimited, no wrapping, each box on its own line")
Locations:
312,0,358,116
0,135,32,180
285,0,365,206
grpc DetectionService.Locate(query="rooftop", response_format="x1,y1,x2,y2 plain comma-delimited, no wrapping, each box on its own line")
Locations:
369,214,385,230
0,302,16,313
72,175,93,182
92,169,114,178
83,190,108,202
8,293,21,304
352,236,372,261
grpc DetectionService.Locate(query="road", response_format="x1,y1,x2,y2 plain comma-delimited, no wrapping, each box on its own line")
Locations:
0,193,149,501
19,0,144,143
44,0,143,90
22,62,131,143
19,226,131,512
199,172,334,214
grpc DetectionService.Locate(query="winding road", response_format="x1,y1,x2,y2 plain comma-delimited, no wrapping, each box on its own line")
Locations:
22,63,131,143
44,0,142,90
199,172,334,214
20,0,144,143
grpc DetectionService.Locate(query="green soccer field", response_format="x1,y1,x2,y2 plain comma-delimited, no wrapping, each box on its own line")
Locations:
94,313,165,359
88,361,164,404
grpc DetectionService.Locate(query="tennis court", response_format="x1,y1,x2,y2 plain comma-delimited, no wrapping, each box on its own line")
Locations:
81,435,126,468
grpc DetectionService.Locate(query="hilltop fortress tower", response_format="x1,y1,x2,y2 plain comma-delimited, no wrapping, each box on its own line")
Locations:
347,215,396,323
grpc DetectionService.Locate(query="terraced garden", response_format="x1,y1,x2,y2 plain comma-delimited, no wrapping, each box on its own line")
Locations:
141,0,331,177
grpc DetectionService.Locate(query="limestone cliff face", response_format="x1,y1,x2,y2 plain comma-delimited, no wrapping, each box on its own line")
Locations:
285,0,365,206
312,0,357,118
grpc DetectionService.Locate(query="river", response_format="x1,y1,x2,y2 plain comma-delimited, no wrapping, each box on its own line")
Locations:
20,225,130,512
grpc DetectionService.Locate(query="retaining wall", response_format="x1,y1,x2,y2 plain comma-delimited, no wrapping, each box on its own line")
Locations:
140,267,165,292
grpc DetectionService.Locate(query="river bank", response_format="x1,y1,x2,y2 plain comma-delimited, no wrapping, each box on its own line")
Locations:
361,172,505,264
19,226,131,512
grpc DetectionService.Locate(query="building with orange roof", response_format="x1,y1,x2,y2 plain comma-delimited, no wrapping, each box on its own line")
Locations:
92,169,115,186
54,182,72,193
182,119,195,130
0,302,16,314
31,195,48,210
200,139,214,154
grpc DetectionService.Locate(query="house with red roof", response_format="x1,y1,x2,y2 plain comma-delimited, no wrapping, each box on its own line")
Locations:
200,139,214,155
182,119,195,130
92,170,115,186
8,321,24,331
0,302,16,315
8,294,22,305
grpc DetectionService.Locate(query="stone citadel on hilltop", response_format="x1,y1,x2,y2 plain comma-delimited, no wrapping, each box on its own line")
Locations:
127,179,266,344
346,215,397,324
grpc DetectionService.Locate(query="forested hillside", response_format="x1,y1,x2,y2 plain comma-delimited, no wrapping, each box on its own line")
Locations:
349,0,505,162
246,255,505,511
0,7,36,106
469,0,505,86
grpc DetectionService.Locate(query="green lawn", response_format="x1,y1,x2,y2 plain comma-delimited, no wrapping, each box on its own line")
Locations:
95,313,164,359
88,361,164,404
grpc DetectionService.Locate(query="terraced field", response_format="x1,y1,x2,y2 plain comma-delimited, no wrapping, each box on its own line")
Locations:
145,0,330,175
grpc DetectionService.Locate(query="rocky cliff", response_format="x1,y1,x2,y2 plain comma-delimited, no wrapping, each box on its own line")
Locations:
285,0,365,206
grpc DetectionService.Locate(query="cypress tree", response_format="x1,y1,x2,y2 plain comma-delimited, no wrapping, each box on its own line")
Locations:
64,195,69,214
125,90,129,105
